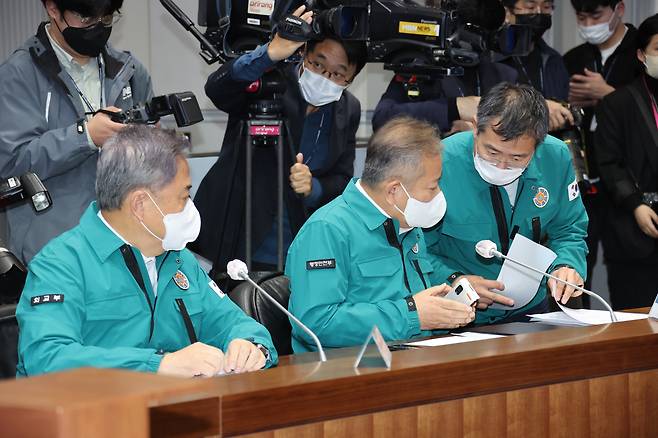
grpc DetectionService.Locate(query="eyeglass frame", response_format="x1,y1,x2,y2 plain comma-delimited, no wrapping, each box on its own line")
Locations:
474,139,534,170
65,10,122,28
302,55,354,86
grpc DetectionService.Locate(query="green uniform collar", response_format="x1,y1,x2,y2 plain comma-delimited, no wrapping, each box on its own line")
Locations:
343,179,405,233
80,202,178,263
80,202,128,262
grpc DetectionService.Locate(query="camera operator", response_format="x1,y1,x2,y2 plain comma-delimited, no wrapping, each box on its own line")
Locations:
371,0,518,136
563,0,643,294
594,14,658,309
0,0,154,263
501,0,575,130
192,6,367,273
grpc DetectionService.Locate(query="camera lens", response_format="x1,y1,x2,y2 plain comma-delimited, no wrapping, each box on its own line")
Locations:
455,285,463,294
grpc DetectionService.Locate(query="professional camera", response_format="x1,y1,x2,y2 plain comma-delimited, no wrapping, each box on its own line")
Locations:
105,92,204,127
0,172,51,304
552,104,592,193
198,0,532,76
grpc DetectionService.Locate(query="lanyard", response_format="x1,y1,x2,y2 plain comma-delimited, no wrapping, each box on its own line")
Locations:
68,55,105,114
514,56,544,94
643,76,658,129
303,111,326,166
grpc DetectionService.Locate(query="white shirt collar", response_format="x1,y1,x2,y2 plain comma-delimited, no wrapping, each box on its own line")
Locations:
355,179,412,234
97,211,156,263
45,23,76,70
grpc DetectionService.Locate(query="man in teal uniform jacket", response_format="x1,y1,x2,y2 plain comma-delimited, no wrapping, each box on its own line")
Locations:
16,126,276,377
286,117,475,353
426,82,589,325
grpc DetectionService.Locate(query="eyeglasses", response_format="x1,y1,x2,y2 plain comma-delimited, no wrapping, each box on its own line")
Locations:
304,57,353,86
68,11,122,28
476,142,532,169
513,0,555,14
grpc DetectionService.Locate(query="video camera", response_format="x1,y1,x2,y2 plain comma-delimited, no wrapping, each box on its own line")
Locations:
198,0,533,76
102,92,204,128
0,172,51,304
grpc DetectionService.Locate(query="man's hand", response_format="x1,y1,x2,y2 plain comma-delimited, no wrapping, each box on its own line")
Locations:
157,342,225,377
290,153,313,197
87,106,125,147
267,6,313,62
446,120,475,136
414,284,475,330
223,339,266,374
548,267,584,305
568,69,615,105
546,100,575,131
455,275,513,310
634,205,658,239
456,96,480,123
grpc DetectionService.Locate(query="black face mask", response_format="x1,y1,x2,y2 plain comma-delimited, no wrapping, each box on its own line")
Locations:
515,13,552,40
58,20,112,57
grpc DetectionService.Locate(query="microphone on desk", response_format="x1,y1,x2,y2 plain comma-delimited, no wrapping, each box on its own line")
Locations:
474,240,617,322
227,260,327,362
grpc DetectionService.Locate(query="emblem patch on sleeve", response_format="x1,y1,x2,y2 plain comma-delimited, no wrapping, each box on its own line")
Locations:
306,259,336,270
31,294,64,306
568,178,580,202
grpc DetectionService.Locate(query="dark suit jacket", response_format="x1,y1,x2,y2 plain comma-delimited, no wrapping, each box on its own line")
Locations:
191,60,360,272
595,76,658,259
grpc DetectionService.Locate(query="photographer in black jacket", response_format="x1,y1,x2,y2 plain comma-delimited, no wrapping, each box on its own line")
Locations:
595,14,658,309
192,6,366,273
563,0,643,296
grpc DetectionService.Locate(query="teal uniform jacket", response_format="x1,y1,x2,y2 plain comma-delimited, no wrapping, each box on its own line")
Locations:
425,131,589,325
286,180,437,353
16,203,277,377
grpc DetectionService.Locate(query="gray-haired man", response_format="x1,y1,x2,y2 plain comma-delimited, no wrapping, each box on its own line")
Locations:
425,82,589,326
286,117,475,353
16,125,276,377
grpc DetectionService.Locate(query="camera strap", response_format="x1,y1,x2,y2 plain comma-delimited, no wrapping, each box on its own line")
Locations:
68,54,105,114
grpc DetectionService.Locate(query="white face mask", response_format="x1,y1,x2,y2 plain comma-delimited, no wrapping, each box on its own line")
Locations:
393,183,447,229
644,54,658,79
577,7,620,45
298,65,347,107
474,152,526,186
140,193,201,251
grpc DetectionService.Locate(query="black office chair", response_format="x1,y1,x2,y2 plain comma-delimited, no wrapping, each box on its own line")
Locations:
0,304,18,379
226,272,293,356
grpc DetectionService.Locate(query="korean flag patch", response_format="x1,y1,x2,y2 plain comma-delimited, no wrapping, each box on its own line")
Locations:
209,280,225,298
568,177,580,202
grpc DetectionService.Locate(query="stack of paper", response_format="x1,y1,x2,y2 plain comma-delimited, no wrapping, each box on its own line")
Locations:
404,332,505,348
528,310,648,327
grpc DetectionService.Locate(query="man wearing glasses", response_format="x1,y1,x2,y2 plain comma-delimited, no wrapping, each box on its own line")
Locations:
424,83,588,325
193,6,367,274
501,0,575,130
0,0,153,263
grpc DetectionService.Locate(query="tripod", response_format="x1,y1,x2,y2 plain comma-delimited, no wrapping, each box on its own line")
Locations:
241,70,297,272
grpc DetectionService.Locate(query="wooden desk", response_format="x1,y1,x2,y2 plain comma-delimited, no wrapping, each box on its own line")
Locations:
1,317,657,438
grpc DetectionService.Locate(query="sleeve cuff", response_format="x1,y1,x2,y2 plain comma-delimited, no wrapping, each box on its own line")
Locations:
83,121,97,149
303,177,323,208
622,192,644,213
147,350,165,373
231,44,277,82
400,297,421,337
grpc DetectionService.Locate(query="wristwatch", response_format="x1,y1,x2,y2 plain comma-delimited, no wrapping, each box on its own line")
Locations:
254,343,271,365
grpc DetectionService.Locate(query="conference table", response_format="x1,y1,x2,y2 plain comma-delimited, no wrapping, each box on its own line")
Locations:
1,312,657,438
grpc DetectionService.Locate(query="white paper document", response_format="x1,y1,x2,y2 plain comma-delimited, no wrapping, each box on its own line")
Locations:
529,310,648,327
489,234,557,311
404,332,505,348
